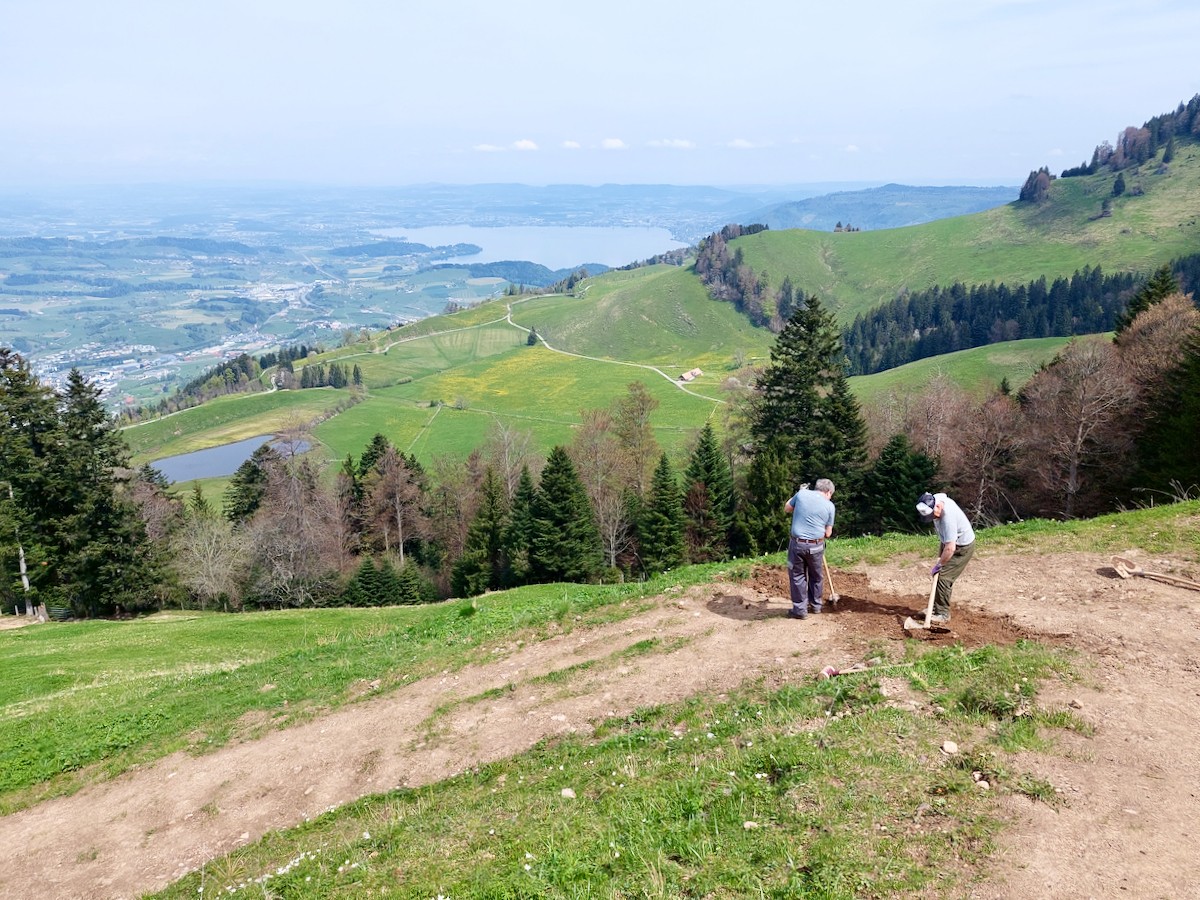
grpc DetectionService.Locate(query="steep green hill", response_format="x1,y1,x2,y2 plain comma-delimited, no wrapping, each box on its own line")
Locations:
509,264,775,371
728,142,1200,323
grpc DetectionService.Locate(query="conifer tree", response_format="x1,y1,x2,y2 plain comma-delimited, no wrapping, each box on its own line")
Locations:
736,439,793,554
1114,265,1179,334
187,484,213,518
343,557,379,606
742,295,869,544
638,453,685,575
1133,326,1200,493
48,369,160,615
0,350,56,612
503,465,537,586
394,560,428,604
376,556,405,604
358,433,393,479
452,468,511,597
530,447,603,583
859,435,938,534
223,444,280,523
682,422,735,562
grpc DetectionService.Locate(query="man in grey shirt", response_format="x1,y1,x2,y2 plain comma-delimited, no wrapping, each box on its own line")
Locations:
784,479,836,619
915,491,975,624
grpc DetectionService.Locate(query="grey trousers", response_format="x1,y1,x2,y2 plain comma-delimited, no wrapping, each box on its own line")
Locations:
787,538,825,614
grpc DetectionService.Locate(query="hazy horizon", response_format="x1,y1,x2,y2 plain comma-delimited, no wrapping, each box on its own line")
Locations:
3,1,1196,189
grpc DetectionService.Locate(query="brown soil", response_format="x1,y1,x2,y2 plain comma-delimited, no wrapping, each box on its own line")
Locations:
2,548,1199,899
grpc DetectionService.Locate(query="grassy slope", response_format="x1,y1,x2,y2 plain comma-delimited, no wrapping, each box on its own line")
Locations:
3,501,1196,896
508,264,775,375
733,144,1200,322
123,390,350,463
850,335,1072,404
316,346,722,465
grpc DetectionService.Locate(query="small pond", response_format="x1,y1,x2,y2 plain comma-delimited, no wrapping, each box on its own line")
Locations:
150,435,309,483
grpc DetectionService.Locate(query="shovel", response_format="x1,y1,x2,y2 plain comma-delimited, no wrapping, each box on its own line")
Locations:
823,556,840,606
904,572,948,632
1112,556,1200,591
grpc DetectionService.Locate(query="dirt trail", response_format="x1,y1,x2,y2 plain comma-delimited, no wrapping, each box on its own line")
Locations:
1,550,1199,899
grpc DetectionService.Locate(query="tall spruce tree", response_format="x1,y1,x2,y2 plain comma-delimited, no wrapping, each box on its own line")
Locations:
741,294,868,548
223,444,280,523
682,422,735,562
638,453,685,575
736,439,793,554
47,370,160,615
503,465,537,586
0,350,57,613
530,446,603,583
452,467,511,597
1133,326,1200,493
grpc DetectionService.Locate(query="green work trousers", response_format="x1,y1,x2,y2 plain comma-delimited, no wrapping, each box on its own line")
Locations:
934,541,974,619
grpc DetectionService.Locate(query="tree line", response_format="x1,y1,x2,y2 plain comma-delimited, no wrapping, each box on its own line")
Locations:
120,343,334,423
1057,92,1200,180
3,269,1198,619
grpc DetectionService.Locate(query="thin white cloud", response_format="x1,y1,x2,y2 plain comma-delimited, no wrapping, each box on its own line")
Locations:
845,144,860,154
648,138,695,150
472,143,505,153
601,138,627,150
727,138,756,149
1048,147,1065,156
561,140,582,150
512,139,538,151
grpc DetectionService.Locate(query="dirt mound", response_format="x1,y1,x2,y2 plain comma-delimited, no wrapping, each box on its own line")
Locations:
1,552,1198,899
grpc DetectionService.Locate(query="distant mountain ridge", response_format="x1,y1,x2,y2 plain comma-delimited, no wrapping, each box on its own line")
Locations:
750,183,1018,232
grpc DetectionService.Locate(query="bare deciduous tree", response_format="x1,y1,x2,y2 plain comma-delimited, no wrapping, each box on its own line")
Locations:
246,456,343,606
172,513,249,610
903,372,973,472
947,393,1024,525
482,419,535,502
1020,338,1135,518
861,389,916,459
569,409,634,569
364,447,429,566
612,382,660,500
1114,293,1200,403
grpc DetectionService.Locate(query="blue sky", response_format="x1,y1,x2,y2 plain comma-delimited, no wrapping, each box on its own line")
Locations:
2,0,1197,188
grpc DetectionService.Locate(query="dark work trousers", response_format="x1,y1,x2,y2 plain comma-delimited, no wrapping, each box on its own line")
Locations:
934,541,974,619
787,537,825,615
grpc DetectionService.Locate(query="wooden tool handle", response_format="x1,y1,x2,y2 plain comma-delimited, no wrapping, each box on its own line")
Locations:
923,573,939,627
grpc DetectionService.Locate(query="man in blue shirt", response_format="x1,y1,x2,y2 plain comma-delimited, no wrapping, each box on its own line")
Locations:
915,491,976,624
784,478,836,619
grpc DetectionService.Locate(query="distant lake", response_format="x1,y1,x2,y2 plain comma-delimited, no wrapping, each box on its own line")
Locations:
151,435,309,483
371,224,687,270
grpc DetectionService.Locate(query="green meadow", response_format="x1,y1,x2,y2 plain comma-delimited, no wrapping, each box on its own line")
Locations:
124,389,351,463
316,346,722,465
508,264,775,374
850,336,1073,405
